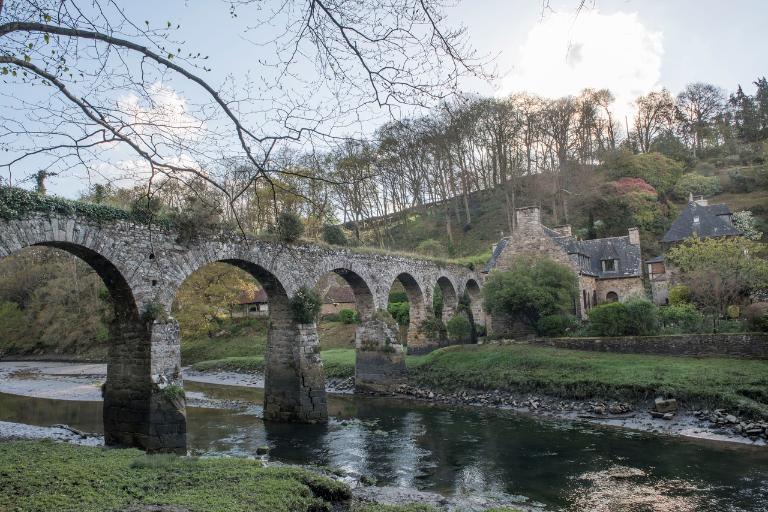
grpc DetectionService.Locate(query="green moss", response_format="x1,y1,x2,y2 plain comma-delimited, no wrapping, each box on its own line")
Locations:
0,440,350,512
408,344,768,419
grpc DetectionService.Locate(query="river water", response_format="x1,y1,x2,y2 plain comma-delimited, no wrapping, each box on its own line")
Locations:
1,381,767,511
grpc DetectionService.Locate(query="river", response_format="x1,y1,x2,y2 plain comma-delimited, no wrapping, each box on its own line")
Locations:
1,377,767,511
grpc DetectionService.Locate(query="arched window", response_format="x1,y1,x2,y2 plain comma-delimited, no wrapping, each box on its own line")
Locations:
606,291,619,303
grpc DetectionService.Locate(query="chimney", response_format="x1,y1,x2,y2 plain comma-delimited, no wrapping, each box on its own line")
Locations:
693,195,708,206
628,227,640,246
552,225,572,237
515,206,541,232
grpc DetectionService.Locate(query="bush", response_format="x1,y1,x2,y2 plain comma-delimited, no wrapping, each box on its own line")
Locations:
624,296,659,335
446,315,472,342
659,303,706,334
387,301,410,326
416,239,446,257
673,173,721,200
587,302,630,337
167,196,222,244
274,211,304,243
289,286,321,324
745,302,768,332
536,313,578,337
668,284,692,305
321,224,347,246
338,308,357,324
419,316,445,340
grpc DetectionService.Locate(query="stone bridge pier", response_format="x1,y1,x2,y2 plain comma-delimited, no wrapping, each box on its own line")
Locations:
0,213,481,452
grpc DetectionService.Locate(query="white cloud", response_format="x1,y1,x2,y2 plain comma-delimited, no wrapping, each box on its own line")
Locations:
502,10,664,117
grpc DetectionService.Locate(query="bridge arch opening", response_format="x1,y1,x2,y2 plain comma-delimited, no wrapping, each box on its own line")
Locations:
434,276,458,322
174,258,326,424
388,273,427,352
0,242,153,449
465,278,485,334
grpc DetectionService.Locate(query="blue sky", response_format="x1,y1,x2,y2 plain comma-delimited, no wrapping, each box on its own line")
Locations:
7,0,768,197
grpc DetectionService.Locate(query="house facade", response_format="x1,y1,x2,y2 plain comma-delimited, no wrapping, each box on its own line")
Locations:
483,206,643,335
232,288,269,318
647,196,742,305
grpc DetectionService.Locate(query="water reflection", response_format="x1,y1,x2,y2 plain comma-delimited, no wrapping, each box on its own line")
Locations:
1,384,767,511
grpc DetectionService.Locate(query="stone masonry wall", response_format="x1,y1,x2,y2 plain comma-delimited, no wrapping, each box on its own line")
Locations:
533,333,768,359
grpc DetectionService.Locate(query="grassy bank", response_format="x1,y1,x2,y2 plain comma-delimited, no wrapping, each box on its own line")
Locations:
0,440,349,512
189,348,358,378
408,343,768,418
181,318,268,365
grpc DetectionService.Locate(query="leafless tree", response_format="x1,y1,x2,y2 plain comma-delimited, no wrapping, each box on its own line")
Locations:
633,89,674,153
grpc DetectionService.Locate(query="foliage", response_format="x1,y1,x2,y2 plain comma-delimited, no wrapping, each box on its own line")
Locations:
167,195,223,244
141,302,169,324
668,284,692,305
623,296,659,336
320,348,356,379
273,211,305,243
173,263,260,339
290,286,322,324
388,290,409,303
416,239,446,257
387,301,410,327
321,224,347,246
601,151,685,197
181,318,268,365
338,308,358,324
483,257,578,329
586,302,630,337
667,237,768,330
536,313,578,337
419,317,446,340
432,285,444,318
744,302,768,332
732,210,764,240
673,173,721,199
446,315,472,342
612,177,657,196
0,441,350,512
190,356,265,374
408,344,768,419
658,304,706,334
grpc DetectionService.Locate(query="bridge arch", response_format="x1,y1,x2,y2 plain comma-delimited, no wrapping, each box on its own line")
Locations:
389,272,429,351
0,229,167,450
435,275,459,321
464,278,485,329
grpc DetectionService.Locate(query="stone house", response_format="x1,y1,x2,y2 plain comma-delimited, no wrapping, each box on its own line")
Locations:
232,288,269,318
647,196,741,305
483,206,643,334
321,284,357,316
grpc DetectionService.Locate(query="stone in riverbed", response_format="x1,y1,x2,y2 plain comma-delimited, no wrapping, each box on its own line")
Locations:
662,412,675,420
725,414,739,424
654,397,678,413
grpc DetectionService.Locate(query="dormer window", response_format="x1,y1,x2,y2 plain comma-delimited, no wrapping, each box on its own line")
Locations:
693,215,700,223
601,259,617,272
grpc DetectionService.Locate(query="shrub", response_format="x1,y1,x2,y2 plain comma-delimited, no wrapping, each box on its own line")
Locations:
290,286,321,324
419,316,445,340
673,173,721,200
659,303,706,334
274,211,304,243
387,301,410,326
446,315,472,342
536,313,578,337
624,296,659,335
167,196,222,244
338,308,357,324
321,224,347,246
416,239,446,257
474,323,487,337
744,302,768,332
668,284,692,305
587,302,630,337
388,290,408,303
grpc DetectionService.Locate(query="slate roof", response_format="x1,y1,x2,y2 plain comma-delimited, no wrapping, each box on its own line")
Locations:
661,202,740,243
324,285,356,304
237,288,268,304
484,228,642,279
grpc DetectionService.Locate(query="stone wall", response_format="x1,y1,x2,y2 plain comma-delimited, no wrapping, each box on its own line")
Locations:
533,333,768,358
595,276,644,304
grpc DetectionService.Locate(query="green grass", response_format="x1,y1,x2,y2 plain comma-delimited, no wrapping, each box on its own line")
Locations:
0,440,350,512
318,320,357,349
320,348,356,378
181,318,267,365
408,343,768,419
189,355,265,373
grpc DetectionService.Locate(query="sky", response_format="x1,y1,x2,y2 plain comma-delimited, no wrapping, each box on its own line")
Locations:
6,0,768,197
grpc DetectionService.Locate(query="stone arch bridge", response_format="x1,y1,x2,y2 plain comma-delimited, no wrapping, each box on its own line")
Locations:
0,214,482,452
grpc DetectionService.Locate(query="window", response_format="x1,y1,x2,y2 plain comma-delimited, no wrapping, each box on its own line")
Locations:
601,259,617,272
693,215,700,223
606,291,619,303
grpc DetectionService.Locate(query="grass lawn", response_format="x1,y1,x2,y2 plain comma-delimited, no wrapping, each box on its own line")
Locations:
0,440,349,512
181,318,267,365
408,343,768,418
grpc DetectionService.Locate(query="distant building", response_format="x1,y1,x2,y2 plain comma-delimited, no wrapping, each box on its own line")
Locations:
321,285,357,316
647,196,741,305
484,206,643,335
232,288,269,318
